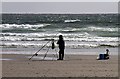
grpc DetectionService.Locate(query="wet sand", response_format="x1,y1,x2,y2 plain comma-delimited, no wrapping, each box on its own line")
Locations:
1,54,118,77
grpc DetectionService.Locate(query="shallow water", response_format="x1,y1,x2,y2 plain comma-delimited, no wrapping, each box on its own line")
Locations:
1,47,118,55
0,58,13,61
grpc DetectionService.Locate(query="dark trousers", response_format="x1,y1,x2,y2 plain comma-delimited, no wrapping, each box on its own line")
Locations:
58,49,64,60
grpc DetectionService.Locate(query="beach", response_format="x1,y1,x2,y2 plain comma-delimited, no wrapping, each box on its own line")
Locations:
1,14,119,78
2,54,118,77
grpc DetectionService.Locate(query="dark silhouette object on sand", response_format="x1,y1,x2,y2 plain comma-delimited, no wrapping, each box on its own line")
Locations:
51,39,55,49
104,49,109,59
57,35,65,60
97,49,110,60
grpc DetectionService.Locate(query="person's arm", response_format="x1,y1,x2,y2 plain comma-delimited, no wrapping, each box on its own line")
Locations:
63,41,65,49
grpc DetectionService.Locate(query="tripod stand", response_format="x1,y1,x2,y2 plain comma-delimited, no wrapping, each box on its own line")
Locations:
42,42,58,60
29,39,58,60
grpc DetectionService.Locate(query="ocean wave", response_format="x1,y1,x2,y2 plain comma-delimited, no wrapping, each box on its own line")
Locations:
1,24,118,34
1,37,118,42
57,28,80,33
67,44,118,49
1,24,51,30
1,33,60,38
98,44,118,47
1,42,118,48
56,26,118,34
1,43,43,47
86,26,118,32
0,33,118,42
64,19,81,23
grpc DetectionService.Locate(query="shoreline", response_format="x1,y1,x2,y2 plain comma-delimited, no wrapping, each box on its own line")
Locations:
1,47,118,55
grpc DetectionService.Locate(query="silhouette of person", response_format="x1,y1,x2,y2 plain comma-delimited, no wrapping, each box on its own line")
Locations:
57,35,65,60
97,49,110,60
104,49,109,59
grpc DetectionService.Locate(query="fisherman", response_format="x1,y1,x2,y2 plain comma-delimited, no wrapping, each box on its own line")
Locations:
57,35,65,60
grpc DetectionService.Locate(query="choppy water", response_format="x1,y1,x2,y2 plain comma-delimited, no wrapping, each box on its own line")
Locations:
1,14,119,49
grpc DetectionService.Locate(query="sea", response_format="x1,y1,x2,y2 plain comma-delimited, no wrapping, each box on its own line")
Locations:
1,14,119,55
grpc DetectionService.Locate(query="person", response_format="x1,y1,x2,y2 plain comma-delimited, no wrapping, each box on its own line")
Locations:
104,49,109,59
57,35,65,60
97,49,110,60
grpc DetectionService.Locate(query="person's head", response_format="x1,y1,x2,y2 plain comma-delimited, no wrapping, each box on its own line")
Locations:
59,35,63,40
106,49,109,54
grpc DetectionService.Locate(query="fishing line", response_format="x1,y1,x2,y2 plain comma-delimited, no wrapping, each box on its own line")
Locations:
29,33,59,60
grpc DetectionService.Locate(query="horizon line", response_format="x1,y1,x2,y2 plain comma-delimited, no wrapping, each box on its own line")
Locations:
2,0,120,2
1,12,118,14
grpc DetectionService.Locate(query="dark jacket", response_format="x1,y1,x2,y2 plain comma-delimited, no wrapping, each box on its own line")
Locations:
57,40,65,50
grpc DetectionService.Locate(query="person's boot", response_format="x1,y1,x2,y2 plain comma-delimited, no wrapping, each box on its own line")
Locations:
57,58,61,60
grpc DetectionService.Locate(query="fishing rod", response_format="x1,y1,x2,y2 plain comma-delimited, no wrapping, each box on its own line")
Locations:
42,39,57,60
42,43,51,60
29,33,59,60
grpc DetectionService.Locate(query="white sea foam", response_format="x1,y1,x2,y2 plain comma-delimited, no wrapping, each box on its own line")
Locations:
1,23,118,48
1,41,118,49
1,24,51,30
64,19,81,23
86,26,118,32
0,32,118,42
